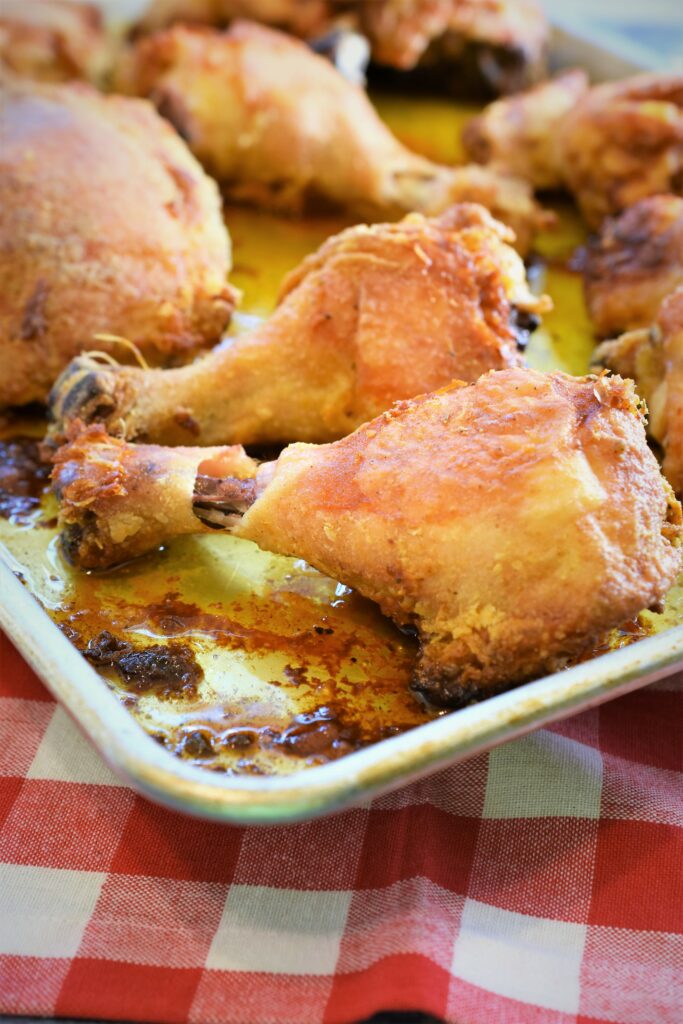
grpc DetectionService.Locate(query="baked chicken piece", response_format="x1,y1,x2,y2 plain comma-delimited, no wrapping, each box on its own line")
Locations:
0,0,110,84
53,368,682,704
114,21,548,251
463,69,589,190
578,196,683,339
0,73,235,408
596,287,683,495
48,205,550,446
358,0,548,95
558,73,683,229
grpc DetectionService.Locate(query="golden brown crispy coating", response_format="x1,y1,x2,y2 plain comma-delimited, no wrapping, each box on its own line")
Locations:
52,369,682,704
114,21,547,248
596,287,683,495
579,196,683,338
558,73,683,229
0,73,236,408
358,0,548,92
0,0,109,84
53,424,258,568
463,69,589,189
48,205,550,445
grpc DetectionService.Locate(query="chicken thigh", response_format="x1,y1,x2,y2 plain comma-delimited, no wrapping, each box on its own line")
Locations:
53,368,681,704
48,205,549,445
114,21,548,250
0,73,235,407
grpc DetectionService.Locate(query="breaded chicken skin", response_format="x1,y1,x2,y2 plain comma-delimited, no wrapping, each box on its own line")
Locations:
0,74,235,407
115,21,548,251
558,73,683,228
596,288,683,495
580,196,683,338
53,369,681,705
0,0,109,84
49,205,549,446
463,69,589,189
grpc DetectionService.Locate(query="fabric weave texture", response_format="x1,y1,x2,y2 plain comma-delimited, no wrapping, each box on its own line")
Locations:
0,631,681,1024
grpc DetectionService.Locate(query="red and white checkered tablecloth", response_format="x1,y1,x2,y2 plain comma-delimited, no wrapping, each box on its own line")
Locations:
0,630,681,1024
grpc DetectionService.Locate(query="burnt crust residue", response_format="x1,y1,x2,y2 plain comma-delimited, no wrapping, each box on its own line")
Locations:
82,629,203,699
0,438,51,523
19,279,50,341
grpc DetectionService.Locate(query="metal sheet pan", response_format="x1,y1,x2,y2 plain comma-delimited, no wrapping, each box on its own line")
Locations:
1,22,680,824
2,549,683,824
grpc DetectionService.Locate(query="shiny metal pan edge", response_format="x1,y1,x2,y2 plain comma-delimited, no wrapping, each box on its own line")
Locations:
3,553,682,825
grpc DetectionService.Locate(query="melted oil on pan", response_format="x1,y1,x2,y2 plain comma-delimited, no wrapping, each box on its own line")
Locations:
1,93,682,784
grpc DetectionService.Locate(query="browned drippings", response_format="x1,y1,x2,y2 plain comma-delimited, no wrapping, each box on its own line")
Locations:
81,629,203,699
0,438,51,524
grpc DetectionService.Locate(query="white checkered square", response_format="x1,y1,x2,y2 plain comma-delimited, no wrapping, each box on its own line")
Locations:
451,898,587,1013
483,732,602,819
27,706,123,786
206,885,352,974
0,863,105,956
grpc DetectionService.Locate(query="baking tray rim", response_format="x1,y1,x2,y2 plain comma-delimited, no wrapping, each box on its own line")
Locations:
2,547,682,825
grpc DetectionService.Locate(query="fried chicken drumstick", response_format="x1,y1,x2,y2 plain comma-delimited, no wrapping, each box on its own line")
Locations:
49,205,549,446
579,196,683,339
596,287,683,495
114,21,548,251
559,73,683,228
463,69,589,190
0,73,235,407
53,368,682,705
464,71,683,227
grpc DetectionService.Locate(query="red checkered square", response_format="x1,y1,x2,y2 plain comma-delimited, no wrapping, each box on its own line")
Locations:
56,959,202,1023
447,976,578,1024
0,699,54,777
335,877,465,973
190,971,333,1024
235,808,369,889
588,820,682,932
0,955,71,1015
547,707,600,748
373,755,489,817
79,874,228,967
601,753,682,827
110,796,244,883
0,779,134,870
580,926,683,1024
354,805,480,893
0,635,53,701
469,818,599,920
598,690,682,770
0,776,23,831
325,954,450,1024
